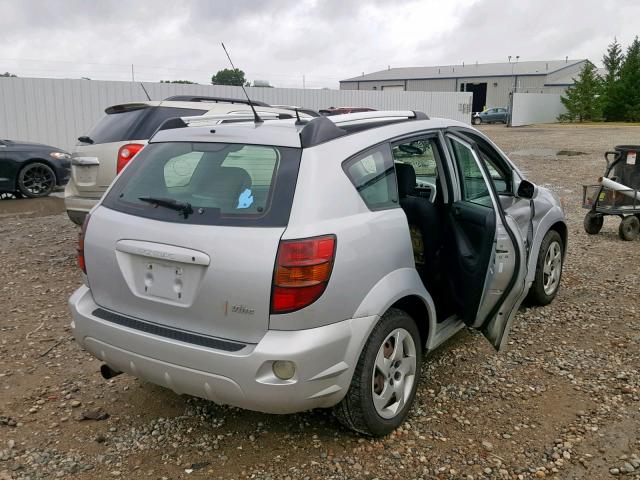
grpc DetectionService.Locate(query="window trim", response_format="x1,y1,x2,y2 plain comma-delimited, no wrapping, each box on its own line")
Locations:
341,142,399,212
446,127,521,196
390,132,450,204
446,135,494,206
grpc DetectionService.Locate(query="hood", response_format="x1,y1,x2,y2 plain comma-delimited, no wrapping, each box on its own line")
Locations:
2,139,65,151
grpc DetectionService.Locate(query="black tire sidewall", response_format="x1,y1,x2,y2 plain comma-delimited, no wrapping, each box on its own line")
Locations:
528,230,563,306
619,216,640,241
354,310,422,436
583,212,603,235
18,162,56,198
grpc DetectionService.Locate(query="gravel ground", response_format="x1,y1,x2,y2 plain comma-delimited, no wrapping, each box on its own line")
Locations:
1,124,639,480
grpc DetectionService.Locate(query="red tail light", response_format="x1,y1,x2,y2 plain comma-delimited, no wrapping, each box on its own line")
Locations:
271,235,336,314
78,213,91,274
116,143,144,174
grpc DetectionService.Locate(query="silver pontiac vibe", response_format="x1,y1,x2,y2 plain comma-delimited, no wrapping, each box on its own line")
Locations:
69,111,566,436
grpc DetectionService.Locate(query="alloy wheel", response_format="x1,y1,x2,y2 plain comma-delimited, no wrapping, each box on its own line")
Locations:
543,240,562,295
371,328,417,419
20,164,55,196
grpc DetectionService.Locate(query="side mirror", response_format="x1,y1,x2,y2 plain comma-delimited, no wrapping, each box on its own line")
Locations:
517,179,536,199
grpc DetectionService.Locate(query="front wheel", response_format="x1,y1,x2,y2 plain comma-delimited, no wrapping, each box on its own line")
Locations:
526,230,563,306
333,308,422,436
17,162,56,198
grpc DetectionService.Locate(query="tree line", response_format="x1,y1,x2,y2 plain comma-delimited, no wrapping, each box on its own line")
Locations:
561,37,640,122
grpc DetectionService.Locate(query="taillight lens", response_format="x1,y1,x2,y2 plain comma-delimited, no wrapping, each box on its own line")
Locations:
77,213,91,274
271,235,336,314
116,143,144,174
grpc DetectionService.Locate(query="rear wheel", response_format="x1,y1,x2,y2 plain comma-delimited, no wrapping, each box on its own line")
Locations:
472,117,482,125
526,230,563,306
618,215,640,241
17,162,56,198
583,211,604,234
333,308,422,436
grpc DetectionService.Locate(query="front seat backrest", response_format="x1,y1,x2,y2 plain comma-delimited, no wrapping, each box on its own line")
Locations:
395,163,441,286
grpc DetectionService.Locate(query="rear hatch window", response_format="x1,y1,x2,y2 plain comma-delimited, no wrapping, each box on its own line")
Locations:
102,142,301,227
82,106,206,145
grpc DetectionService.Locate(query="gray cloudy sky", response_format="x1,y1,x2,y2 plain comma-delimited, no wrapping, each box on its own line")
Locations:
1,0,638,88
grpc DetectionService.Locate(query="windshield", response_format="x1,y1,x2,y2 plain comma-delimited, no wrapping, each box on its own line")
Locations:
82,106,206,145
102,142,302,226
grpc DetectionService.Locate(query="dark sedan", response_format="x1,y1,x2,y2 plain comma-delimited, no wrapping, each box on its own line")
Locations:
0,139,71,198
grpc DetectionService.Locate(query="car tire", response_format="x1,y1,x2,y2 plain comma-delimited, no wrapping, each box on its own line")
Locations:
583,211,604,235
333,308,422,436
17,162,56,198
472,117,482,125
618,215,640,241
526,230,563,306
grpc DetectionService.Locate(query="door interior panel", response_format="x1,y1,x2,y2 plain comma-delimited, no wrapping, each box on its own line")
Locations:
445,200,496,324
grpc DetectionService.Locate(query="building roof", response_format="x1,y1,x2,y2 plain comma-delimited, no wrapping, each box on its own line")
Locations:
341,60,587,83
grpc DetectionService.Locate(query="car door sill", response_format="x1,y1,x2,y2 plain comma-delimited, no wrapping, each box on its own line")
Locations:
427,315,465,351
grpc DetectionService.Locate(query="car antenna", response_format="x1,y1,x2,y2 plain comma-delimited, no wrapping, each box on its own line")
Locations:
221,42,263,124
294,107,305,126
139,82,151,101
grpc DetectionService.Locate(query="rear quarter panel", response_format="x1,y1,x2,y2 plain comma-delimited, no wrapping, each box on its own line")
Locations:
270,129,431,331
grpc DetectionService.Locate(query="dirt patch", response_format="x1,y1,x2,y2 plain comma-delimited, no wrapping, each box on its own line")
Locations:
0,196,65,219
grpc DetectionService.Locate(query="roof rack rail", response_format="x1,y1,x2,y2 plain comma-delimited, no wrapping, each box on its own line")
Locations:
332,110,428,125
300,110,429,147
154,112,284,134
163,95,270,107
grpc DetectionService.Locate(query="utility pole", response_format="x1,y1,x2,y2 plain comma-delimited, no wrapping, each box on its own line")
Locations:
131,64,135,82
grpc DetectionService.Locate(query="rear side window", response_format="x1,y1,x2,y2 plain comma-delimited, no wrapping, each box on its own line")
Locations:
83,106,206,145
343,144,398,210
102,142,301,227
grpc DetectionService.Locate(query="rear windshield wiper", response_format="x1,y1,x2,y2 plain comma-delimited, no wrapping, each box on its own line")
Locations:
139,196,194,218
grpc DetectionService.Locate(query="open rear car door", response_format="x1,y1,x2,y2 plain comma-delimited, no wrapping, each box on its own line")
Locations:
442,132,528,350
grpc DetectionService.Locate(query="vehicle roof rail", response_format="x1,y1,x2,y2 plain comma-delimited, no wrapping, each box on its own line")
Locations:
299,116,349,148
163,95,270,107
300,110,429,147
331,110,428,125
153,112,285,136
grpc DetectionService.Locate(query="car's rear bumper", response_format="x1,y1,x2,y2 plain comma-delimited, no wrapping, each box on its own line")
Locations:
64,196,99,224
69,285,378,414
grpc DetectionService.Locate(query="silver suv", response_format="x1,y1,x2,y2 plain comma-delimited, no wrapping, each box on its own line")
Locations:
69,111,566,436
65,96,310,225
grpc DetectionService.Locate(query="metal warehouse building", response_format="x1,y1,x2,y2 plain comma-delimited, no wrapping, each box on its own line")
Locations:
340,59,587,113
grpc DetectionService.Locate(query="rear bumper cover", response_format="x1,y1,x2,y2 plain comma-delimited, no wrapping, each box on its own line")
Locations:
64,195,99,213
69,285,378,414
64,196,99,224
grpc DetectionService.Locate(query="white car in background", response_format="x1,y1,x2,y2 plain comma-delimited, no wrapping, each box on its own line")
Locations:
65,96,310,224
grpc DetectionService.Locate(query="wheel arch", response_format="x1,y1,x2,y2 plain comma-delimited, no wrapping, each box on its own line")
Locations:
526,207,567,284
353,268,436,349
549,220,568,254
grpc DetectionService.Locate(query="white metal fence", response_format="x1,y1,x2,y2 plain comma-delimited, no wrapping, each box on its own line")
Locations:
510,93,566,127
0,77,472,151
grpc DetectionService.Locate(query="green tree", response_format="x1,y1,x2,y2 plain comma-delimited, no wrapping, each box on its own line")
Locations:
211,68,246,86
0,72,17,77
161,79,197,84
617,36,640,121
602,38,624,121
560,62,603,122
